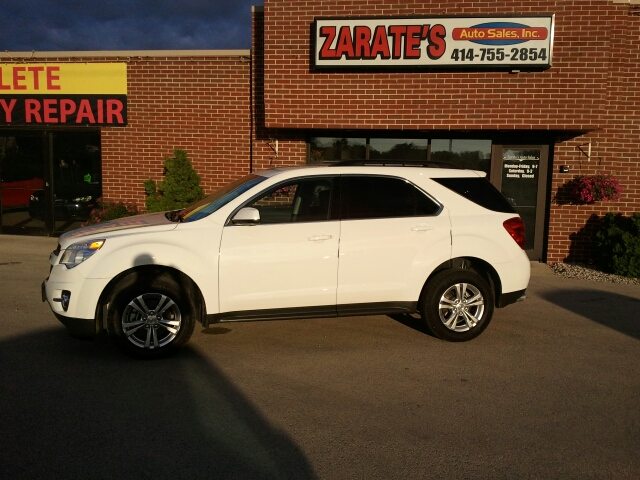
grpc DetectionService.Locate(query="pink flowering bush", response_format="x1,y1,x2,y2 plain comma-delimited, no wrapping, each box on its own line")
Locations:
571,174,622,204
82,198,139,226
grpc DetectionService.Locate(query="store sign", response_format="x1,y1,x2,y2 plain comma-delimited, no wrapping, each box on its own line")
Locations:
313,16,554,69
0,63,127,126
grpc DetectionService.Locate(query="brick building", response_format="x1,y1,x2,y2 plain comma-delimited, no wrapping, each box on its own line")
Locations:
0,51,251,236
1,0,639,264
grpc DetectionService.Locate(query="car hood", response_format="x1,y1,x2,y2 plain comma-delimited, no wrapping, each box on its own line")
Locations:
59,212,178,243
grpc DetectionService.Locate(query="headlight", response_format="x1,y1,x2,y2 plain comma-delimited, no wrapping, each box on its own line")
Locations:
72,196,93,202
59,240,105,268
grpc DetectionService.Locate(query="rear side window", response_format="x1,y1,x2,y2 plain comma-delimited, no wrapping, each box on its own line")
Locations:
433,177,515,213
341,176,440,220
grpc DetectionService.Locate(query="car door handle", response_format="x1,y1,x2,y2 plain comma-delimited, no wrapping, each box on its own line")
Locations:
308,234,333,241
411,225,435,232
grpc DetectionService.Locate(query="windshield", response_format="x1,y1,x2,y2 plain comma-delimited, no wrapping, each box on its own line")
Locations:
177,174,267,222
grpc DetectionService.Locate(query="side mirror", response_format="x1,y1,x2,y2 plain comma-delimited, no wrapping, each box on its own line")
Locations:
232,207,260,225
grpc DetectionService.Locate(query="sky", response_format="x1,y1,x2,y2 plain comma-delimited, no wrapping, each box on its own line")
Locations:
2,0,261,52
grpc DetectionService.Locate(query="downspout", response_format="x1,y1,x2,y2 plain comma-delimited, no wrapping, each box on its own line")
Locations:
249,38,254,173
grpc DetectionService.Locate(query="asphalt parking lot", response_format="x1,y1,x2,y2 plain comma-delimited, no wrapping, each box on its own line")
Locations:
1,235,639,479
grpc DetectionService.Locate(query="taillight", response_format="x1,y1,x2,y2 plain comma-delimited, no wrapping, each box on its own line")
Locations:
503,217,526,249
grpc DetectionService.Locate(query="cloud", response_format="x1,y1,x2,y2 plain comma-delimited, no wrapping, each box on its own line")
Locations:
2,0,260,51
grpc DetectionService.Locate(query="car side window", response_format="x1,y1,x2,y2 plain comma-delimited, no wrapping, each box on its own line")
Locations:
341,175,440,220
248,177,336,224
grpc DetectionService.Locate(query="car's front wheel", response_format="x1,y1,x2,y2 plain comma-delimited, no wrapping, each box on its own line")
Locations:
107,274,196,358
422,269,494,342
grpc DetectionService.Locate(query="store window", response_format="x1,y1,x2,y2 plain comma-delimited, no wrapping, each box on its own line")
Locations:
431,139,491,174
308,137,366,164
369,139,429,161
308,137,491,173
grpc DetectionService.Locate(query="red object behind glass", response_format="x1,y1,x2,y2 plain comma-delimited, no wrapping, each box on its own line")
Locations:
1,178,45,208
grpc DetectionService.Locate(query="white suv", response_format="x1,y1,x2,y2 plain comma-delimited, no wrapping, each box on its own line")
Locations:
43,164,530,358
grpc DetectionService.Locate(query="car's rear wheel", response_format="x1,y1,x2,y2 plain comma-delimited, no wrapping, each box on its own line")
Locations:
422,269,494,342
107,274,196,358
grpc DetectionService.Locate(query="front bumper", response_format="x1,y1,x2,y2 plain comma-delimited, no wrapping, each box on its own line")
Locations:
42,279,97,337
42,266,110,335
54,311,96,337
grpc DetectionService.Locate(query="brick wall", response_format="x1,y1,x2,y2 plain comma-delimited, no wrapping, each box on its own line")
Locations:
103,54,252,207
546,4,640,263
252,10,308,173
261,0,612,131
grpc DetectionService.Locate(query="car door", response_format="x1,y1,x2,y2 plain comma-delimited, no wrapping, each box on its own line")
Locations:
337,175,451,311
218,176,340,316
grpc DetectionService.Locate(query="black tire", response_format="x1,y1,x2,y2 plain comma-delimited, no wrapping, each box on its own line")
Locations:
421,269,494,342
107,274,196,359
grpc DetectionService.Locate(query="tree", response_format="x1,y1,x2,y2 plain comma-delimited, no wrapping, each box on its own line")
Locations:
144,149,205,213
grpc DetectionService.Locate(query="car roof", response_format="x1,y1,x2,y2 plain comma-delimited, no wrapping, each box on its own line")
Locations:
256,164,486,179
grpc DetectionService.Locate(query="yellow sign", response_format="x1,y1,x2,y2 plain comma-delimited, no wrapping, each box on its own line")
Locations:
0,63,127,94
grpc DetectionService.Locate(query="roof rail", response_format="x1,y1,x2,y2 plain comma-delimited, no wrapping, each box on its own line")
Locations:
332,159,464,169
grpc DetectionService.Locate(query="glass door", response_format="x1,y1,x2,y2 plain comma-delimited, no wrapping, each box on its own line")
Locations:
0,133,46,235
492,145,549,261
0,130,101,236
51,131,102,234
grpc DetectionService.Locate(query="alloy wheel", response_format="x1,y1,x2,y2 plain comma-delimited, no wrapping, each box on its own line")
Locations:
437,282,485,332
121,293,182,349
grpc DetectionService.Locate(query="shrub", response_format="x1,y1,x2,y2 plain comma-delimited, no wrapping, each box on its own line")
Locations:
83,199,139,226
594,212,640,277
144,149,205,213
